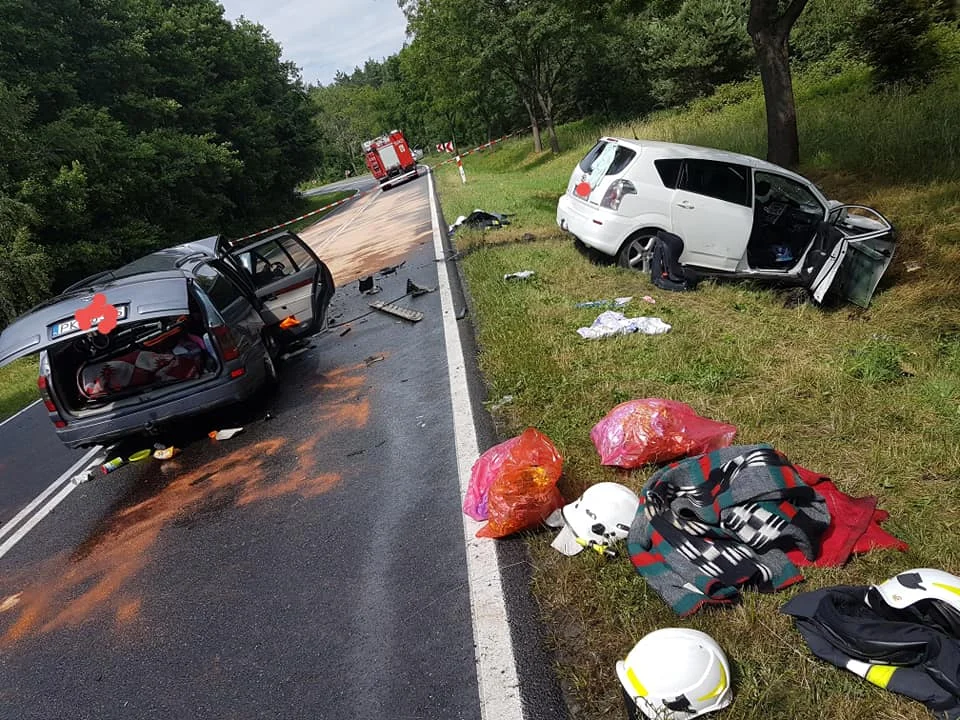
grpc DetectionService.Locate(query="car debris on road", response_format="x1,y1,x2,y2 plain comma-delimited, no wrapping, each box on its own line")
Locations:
208,427,244,441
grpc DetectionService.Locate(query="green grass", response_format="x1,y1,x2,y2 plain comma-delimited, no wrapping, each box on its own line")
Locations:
0,358,39,423
435,62,960,720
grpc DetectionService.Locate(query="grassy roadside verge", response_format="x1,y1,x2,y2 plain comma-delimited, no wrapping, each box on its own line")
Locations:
0,359,39,423
0,190,357,424
435,62,960,720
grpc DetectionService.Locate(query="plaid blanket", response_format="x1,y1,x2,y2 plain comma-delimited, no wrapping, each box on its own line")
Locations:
627,445,830,616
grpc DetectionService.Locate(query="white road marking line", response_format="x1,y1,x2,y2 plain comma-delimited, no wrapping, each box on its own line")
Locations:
0,399,41,430
0,445,101,555
316,188,381,249
428,169,524,720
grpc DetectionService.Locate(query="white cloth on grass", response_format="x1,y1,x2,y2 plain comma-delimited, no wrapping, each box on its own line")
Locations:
577,310,672,340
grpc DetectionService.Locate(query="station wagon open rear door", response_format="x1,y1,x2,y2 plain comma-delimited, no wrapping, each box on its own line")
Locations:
0,276,191,367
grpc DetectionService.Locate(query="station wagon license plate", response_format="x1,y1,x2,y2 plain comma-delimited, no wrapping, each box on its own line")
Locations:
50,304,128,339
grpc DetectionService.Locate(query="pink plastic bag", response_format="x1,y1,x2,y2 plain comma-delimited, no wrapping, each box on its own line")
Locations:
590,399,736,468
463,428,563,521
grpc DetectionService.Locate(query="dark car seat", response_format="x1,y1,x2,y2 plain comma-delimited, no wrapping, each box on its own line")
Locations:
650,231,700,292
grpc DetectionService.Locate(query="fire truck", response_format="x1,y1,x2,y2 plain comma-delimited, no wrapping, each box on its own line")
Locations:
362,130,419,189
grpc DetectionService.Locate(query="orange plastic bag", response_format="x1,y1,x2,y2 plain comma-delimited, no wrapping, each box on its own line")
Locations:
474,428,564,539
464,427,563,521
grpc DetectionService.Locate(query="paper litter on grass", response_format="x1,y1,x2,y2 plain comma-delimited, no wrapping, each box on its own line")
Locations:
575,297,632,309
577,310,671,339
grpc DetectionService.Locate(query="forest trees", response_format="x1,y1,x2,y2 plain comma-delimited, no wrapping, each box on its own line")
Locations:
0,0,320,321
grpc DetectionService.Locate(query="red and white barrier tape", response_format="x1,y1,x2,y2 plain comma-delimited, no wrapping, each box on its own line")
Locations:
428,125,533,169
230,189,367,245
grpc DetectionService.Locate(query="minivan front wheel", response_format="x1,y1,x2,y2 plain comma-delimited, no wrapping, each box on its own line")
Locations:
617,232,658,272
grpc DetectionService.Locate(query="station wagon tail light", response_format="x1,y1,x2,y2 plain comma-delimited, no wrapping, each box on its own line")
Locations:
600,179,637,211
210,324,240,362
37,374,66,425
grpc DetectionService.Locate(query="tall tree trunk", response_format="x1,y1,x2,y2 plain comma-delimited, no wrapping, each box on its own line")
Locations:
522,98,543,153
751,30,799,168
537,90,561,154
748,0,809,169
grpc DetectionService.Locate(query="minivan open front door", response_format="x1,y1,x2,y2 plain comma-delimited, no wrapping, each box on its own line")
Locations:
219,232,322,334
811,205,895,307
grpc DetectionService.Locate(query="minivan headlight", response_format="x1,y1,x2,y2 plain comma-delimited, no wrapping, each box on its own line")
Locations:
600,179,637,211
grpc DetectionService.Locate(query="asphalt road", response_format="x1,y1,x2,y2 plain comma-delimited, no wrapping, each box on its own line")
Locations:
0,173,567,720
0,403,87,528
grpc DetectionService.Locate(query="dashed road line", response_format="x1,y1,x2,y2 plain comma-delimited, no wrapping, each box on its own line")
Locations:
0,445,102,559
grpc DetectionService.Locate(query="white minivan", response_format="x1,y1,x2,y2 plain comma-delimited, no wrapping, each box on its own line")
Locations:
557,138,895,306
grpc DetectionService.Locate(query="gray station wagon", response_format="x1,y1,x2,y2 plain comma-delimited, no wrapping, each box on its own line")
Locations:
0,231,334,448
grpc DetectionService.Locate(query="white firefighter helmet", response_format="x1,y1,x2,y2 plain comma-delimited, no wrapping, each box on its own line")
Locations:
547,482,639,557
616,628,732,720
868,568,960,637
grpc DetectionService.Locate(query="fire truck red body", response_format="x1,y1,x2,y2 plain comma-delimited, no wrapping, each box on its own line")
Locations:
362,130,418,189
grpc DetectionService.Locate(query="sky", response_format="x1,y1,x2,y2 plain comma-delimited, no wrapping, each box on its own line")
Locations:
217,0,409,87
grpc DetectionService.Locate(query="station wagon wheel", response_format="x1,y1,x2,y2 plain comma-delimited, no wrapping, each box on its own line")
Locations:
617,232,658,272
261,330,279,384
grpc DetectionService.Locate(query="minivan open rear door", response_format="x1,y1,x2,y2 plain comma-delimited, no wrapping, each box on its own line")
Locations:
811,205,895,307
0,276,191,368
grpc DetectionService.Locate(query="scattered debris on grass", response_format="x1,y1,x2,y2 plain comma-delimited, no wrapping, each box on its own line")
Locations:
575,297,632,309
577,311,671,339
448,209,512,235
488,394,515,411
504,270,535,281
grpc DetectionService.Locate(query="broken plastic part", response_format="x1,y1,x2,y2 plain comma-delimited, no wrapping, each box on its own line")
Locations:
208,427,244,441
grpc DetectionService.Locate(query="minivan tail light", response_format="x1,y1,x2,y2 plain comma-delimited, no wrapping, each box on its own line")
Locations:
600,179,637,211
211,324,240,362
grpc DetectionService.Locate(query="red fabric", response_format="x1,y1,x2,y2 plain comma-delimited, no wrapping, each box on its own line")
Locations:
787,466,908,567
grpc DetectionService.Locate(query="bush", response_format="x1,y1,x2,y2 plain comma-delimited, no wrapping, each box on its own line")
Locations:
0,232,51,328
854,0,942,86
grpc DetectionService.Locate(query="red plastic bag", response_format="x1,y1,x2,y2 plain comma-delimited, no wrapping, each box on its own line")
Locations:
464,427,563,528
590,398,736,468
